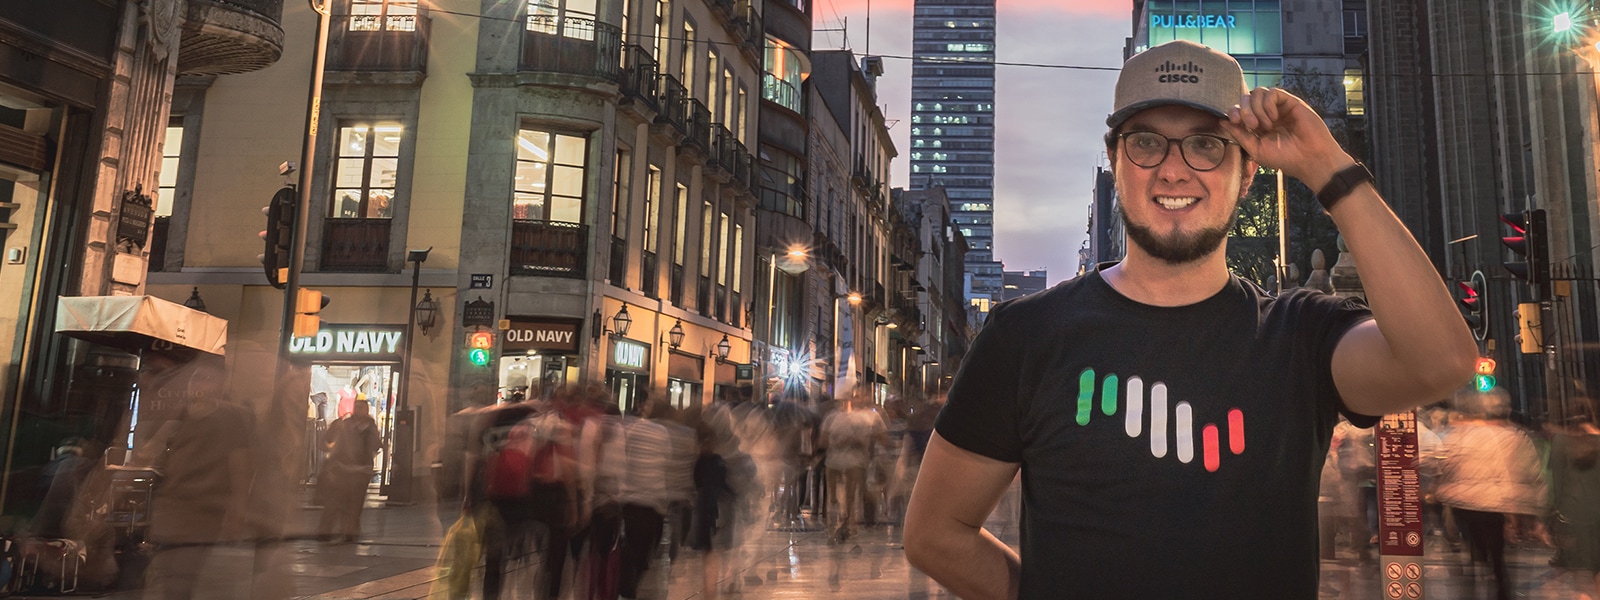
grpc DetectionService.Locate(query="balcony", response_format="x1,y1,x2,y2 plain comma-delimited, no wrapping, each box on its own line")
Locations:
737,5,763,58
713,125,744,177
657,75,690,137
686,99,712,152
510,219,587,278
758,172,806,220
328,14,430,72
520,15,621,81
608,236,627,285
762,73,802,114
619,45,660,111
321,218,391,272
178,0,285,76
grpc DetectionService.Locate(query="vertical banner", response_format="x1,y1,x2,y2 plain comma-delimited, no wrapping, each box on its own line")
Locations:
836,297,855,397
1377,410,1424,599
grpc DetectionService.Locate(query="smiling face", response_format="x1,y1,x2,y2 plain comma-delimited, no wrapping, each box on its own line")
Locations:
1109,105,1257,265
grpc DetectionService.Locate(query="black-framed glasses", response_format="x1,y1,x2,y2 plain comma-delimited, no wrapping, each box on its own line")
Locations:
1118,131,1237,172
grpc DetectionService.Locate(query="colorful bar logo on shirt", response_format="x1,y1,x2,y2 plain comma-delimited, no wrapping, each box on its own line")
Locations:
1078,367,1245,472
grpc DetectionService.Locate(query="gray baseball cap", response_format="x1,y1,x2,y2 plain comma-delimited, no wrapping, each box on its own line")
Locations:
1106,40,1248,129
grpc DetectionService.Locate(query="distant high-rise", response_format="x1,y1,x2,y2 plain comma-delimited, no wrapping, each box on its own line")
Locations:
1002,269,1048,301
909,0,999,319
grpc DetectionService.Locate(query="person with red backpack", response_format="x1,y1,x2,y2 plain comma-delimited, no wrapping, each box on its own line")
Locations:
471,392,577,600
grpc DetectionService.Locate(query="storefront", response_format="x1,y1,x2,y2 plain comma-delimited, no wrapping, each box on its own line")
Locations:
499,317,580,401
605,337,650,414
288,324,406,483
665,351,704,410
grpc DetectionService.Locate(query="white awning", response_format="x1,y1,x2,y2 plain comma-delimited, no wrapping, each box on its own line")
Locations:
55,296,228,355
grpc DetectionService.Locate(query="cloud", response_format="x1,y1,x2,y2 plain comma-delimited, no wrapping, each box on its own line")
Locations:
815,4,1129,285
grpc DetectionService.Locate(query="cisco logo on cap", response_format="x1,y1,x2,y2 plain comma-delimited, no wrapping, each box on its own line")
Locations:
1155,60,1204,84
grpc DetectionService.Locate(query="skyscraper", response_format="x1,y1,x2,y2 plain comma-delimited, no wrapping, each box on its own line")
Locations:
909,0,999,318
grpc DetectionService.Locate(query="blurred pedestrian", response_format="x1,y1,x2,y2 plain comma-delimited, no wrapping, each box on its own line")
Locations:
1548,401,1600,598
1430,388,1548,600
820,391,886,543
589,395,673,600
903,39,1475,598
141,359,254,600
318,400,380,543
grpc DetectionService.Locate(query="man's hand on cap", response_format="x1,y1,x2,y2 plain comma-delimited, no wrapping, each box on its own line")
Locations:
1219,87,1352,192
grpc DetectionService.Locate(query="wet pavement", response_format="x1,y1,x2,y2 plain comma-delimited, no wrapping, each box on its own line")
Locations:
43,484,1599,599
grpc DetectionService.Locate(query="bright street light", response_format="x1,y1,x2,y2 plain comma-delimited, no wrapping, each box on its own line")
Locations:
1554,11,1573,33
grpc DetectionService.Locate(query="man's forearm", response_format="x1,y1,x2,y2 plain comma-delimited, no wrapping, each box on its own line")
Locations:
905,522,1020,600
1326,182,1476,400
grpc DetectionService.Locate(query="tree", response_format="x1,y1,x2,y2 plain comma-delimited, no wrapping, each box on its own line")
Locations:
1226,66,1360,290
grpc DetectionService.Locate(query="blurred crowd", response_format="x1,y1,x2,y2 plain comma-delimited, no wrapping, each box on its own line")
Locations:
1317,389,1600,600
430,382,945,600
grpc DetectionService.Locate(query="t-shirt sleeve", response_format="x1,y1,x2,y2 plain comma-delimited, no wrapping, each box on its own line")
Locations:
1300,291,1379,428
934,301,1024,463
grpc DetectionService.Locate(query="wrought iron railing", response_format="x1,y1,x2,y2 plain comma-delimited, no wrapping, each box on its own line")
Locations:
321,218,391,272
758,174,805,219
510,219,587,278
619,45,659,110
686,98,712,151
738,5,762,56
520,15,621,80
329,14,430,71
658,75,689,136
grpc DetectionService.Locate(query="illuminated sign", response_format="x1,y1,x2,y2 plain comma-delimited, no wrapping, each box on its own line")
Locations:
503,318,580,353
1151,14,1236,29
289,325,405,360
611,339,648,371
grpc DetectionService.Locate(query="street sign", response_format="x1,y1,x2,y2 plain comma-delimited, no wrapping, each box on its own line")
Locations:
1379,410,1424,598
470,274,493,289
736,364,753,380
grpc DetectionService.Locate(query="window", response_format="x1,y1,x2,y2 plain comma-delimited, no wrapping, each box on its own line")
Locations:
350,0,417,31
643,166,661,252
1343,68,1364,116
653,0,668,61
736,85,748,142
1343,10,1366,38
682,22,697,93
674,184,690,265
732,223,743,293
156,124,182,217
332,122,401,218
722,69,734,127
717,211,730,285
700,200,713,274
514,127,587,222
707,49,720,108
612,149,631,237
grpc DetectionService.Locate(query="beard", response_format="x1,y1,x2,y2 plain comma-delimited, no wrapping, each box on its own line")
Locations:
1119,203,1235,265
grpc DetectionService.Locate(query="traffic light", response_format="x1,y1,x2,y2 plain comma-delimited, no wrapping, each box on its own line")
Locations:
1474,357,1496,392
259,186,297,289
1458,271,1486,340
1501,209,1549,295
293,287,329,338
467,331,494,366
1514,302,1542,354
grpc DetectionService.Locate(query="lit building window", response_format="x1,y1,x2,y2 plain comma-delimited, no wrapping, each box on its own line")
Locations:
332,122,402,219
1343,68,1364,116
514,127,588,222
156,124,182,217
350,0,417,31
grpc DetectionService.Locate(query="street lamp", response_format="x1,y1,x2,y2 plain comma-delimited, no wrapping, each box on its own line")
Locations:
716,334,732,362
663,319,685,350
183,287,207,312
612,306,632,337
764,247,807,398
390,246,430,504
414,290,439,335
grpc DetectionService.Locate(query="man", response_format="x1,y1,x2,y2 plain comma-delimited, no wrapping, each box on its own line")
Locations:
819,392,887,543
318,399,380,543
903,39,1475,599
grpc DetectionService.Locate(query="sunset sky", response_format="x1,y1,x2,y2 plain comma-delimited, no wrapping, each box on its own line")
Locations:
813,0,1133,285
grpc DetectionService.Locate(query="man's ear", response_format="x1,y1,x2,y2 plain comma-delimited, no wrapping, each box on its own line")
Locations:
1238,159,1259,199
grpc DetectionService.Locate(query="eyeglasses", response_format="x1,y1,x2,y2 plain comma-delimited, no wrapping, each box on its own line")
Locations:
1118,131,1237,172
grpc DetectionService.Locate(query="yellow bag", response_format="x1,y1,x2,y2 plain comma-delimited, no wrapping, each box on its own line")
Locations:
429,508,487,599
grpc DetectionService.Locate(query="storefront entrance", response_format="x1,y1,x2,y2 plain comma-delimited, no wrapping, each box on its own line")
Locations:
606,336,650,414
288,324,407,488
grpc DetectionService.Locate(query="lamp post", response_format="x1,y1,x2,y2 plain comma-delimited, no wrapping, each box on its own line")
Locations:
387,247,430,504
764,248,806,400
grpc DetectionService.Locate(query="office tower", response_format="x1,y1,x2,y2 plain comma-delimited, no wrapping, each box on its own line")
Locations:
909,0,999,318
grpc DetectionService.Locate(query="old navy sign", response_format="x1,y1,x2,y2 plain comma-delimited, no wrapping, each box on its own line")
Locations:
1151,14,1237,29
504,318,579,353
611,339,649,371
290,325,406,360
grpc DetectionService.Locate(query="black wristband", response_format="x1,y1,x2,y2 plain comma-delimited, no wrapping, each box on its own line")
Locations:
1315,162,1374,211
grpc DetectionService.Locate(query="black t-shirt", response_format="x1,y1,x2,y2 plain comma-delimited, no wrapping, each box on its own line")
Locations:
935,270,1376,599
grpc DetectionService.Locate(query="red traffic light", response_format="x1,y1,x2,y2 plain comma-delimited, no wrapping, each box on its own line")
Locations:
468,331,494,349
